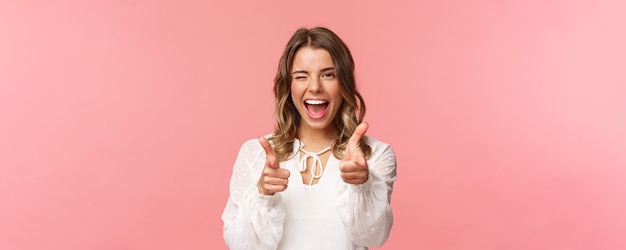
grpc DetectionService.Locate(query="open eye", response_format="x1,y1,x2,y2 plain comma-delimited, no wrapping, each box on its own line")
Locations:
321,73,335,79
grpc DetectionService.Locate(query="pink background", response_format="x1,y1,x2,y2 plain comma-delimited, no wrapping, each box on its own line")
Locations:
1,1,625,249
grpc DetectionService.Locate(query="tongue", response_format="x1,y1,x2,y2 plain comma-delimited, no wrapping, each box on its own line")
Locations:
307,104,327,116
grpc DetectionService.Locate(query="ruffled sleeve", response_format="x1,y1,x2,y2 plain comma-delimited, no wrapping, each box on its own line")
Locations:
335,140,397,247
222,139,287,250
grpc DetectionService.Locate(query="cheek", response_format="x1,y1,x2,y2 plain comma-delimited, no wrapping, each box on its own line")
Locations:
290,82,304,96
290,85,306,108
289,86,299,103
330,84,343,101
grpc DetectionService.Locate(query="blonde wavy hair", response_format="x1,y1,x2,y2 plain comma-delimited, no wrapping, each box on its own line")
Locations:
269,27,372,161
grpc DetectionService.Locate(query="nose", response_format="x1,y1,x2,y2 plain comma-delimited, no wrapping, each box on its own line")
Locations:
308,76,322,93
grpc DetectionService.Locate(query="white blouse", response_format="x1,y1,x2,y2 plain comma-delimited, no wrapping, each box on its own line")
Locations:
222,135,397,250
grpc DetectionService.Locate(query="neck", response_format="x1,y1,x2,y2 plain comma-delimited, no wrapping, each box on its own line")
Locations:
297,125,336,152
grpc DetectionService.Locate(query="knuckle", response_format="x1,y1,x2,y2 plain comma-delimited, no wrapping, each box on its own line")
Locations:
339,164,347,172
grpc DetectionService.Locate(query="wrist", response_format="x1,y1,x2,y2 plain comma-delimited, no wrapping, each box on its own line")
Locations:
257,182,275,196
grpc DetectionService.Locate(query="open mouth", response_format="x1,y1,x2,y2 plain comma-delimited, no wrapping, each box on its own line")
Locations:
304,99,329,119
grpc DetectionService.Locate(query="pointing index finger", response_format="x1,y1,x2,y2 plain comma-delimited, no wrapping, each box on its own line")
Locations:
258,136,276,157
349,122,369,146
258,136,278,168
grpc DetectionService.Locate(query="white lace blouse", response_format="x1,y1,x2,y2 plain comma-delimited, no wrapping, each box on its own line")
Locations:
221,135,397,250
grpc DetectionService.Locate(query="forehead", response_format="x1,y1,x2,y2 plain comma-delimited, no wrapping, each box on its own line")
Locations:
291,47,334,70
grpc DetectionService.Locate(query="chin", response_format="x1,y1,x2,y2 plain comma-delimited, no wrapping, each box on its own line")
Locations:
304,119,336,131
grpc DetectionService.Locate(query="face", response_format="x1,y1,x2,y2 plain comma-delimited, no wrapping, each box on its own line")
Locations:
290,47,343,135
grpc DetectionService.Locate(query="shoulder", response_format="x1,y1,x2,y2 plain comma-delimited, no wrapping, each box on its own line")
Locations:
236,134,272,156
366,136,394,152
366,136,396,158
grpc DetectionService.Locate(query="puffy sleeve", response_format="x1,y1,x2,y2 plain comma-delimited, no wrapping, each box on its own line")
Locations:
221,139,287,250
335,140,397,247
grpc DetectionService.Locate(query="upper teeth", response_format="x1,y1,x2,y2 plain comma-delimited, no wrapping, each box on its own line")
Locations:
306,100,327,105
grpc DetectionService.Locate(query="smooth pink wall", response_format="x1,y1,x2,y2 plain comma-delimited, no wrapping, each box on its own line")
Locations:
1,1,625,249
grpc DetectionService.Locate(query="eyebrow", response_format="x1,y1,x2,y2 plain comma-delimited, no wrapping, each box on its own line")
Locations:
292,67,335,75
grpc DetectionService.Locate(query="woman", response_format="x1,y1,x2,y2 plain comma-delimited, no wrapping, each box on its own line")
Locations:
222,27,397,250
